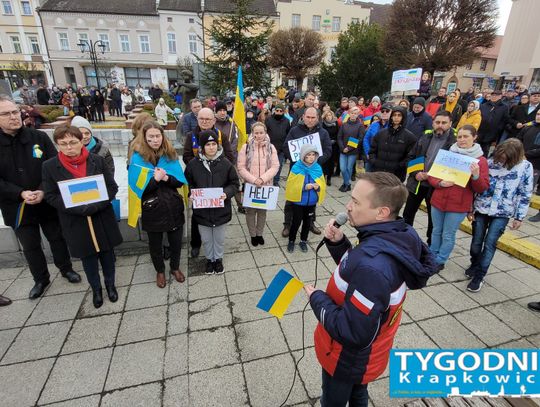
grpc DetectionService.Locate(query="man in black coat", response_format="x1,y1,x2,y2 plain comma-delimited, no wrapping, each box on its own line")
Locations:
517,111,540,222
282,107,332,236
0,96,80,298
265,103,291,186
508,90,540,138
36,84,50,105
477,90,512,156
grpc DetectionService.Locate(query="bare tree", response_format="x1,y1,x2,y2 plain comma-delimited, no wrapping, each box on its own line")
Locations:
268,27,326,91
384,0,498,75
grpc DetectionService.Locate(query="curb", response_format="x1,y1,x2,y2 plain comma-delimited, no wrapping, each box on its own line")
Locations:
531,195,540,210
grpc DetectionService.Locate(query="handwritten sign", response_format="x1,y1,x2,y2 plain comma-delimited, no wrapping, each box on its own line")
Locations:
191,188,224,209
242,184,279,210
287,133,323,162
58,174,109,208
428,150,478,187
391,68,423,93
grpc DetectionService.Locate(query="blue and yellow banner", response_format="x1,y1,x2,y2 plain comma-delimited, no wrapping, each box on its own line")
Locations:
257,269,304,319
233,66,247,151
407,156,425,174
285,160,326,204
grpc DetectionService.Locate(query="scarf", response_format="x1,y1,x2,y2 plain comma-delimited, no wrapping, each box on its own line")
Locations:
245,135,273,172
450,142,483,158
86,136,97,152
445,98,458,114
58,146,89,178
199,147,223,172
293,157,323,181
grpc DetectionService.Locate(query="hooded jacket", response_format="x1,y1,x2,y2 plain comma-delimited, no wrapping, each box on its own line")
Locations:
456,107,482,131
237,135,279,185
310,219,437,384
406,109,433,139
337,117,365,156
369,106,417,181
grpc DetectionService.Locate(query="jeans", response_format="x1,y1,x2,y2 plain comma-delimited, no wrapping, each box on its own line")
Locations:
339,154,356,186
81,250,116,291
469,213,509,280
430,207,467,265
289,204,315,242
402,184,433,245
321,369,369,407
147,227,183,273
274,152,284,185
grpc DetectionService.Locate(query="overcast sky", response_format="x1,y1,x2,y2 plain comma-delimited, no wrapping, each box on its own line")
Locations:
370,0,512,35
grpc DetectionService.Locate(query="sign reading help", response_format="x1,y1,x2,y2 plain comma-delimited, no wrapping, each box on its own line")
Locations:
242,184,280,210
287,133,323,162
427,150,478,187
191,188,224,209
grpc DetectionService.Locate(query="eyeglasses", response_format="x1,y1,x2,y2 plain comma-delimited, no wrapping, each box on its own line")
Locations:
0,109,21,117
381,109,391,113
57,140,81,148
275,109,284,112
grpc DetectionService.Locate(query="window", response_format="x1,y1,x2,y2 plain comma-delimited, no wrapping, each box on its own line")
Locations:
28,35,39,54
465,63,472,70
189,17,195,23
58,32,69,51
77,32,89,51
292,14,301,27
119,34,130,52
480,59,488,71
2,1,13,14
188,33,197,54
83,66,108,88
98,33,110,52
21,0,31,15
167,32,176,54
125,67,151,88
167,17,172,22
312,15,321,31
351,17,359,24
332,16,341,32
10,35,21,53
139,34,150,53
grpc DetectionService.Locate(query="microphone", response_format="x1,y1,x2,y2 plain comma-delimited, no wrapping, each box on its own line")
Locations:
316,212,349,252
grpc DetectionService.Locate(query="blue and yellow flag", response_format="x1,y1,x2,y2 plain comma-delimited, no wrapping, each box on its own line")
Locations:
407,156,425,174
127,152,188,227
15,201,25,229
285,160,326,204
233,66,247,151
257,269,304,319
347,137,359,148
363,115,374,126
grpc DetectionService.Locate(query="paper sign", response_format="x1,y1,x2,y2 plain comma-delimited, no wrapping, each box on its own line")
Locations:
287,133,323,162
391,68,423,93
242,184,279,210
427,150,478,187
58,174,109,208
191,188,224,208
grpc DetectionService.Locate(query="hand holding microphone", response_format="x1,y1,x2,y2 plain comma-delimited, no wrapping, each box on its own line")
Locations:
316,212,348,251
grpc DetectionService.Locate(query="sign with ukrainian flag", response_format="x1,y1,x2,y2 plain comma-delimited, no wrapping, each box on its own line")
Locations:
58,174,108,208
428,150,478,187
257,269,304,319
242,183,279,210
391,68,423,93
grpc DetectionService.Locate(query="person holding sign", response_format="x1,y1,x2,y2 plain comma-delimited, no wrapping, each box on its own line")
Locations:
237,122,279,246
42,126,122,308
427,125,489,271
185,130,240,274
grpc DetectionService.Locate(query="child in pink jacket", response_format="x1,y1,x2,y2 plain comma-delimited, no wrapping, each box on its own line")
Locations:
237,122,279,246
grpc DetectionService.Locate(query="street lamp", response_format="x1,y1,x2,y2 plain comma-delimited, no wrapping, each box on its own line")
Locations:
77,40,107,90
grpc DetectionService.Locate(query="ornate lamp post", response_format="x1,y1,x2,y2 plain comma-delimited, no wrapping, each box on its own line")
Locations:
77,40,107,90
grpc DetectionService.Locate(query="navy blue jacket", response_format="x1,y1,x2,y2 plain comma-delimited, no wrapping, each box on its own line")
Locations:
406,111,433,139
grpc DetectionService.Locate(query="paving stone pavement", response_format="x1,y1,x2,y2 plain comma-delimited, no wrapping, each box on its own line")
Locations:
1,179,539,407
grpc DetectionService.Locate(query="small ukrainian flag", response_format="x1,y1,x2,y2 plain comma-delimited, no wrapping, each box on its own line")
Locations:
257,269,304,319
407,156,425,174
347,137,359,148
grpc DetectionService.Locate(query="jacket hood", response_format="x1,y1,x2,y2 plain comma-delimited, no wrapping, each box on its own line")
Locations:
390,105,408,128
355,219,438,289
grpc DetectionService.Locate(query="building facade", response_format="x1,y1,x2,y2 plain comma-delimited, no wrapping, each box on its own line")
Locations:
494,0,540,91
0,0,51,88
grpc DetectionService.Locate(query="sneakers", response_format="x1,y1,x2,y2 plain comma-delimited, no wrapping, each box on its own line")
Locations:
527,302,540,312
287,241,295,252
464,268,475,279
214,259,224,274
310,225,322,235
339,184,347,192
467,278,484,292
205,260,214,275
529,212,540,222
299,241,308,253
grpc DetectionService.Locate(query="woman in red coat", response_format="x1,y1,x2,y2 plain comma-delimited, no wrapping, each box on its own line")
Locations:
428,124,489,270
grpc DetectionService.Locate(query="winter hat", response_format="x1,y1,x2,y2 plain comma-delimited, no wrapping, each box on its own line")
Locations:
413,97,426,108
70,115,93,134
371,96,381,104
215,100,227,112
470,100,480,111
300,143,319,162
199,130,218,150
373,112,382,120
275,103,285,110
381,103,393,111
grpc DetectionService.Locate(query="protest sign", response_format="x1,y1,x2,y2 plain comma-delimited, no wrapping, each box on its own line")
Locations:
58,174,109,208
428,150,478,187
242,184,279,210
391,68,423,94
191,188,224,209
288,133,323,162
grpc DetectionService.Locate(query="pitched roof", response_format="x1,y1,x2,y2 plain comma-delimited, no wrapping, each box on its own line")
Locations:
39,0,158,15
158,0,278,16
480,35,503,59
354,1,391,26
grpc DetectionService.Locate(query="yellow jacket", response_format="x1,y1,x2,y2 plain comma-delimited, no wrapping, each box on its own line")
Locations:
456,109,482,131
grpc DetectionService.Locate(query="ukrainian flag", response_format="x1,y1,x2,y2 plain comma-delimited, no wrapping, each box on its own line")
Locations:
338,112,349,126
363,115,373,126
407,156,425,174
257,269,304,319
285,160,326,204
347,137,359,148
127,152,188,227
233,66,247,151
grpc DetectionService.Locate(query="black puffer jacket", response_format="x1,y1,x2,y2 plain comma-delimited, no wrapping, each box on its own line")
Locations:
265,114,291,154
184,151,240,227
369,106,417,181
478,100,512,144
141,173,185,233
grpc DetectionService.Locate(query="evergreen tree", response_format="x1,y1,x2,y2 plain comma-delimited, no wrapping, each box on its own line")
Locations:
316,22,391,103
197,0,275,95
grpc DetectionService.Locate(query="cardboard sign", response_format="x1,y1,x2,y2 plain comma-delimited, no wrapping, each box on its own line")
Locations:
287,133,323,162
191,188,224,208
58,174,109,208
428,149,478,187
242,183,279,210
391,68,423,93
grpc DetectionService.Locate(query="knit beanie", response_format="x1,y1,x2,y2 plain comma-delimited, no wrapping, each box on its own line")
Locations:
215,101,227,112
199,130,218,150
300,143,319,162
371,96,381,104
70,115,92,134
413,97,426,108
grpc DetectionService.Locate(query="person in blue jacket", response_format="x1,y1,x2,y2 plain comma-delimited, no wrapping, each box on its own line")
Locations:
406,97,433,138
363,103,391,171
